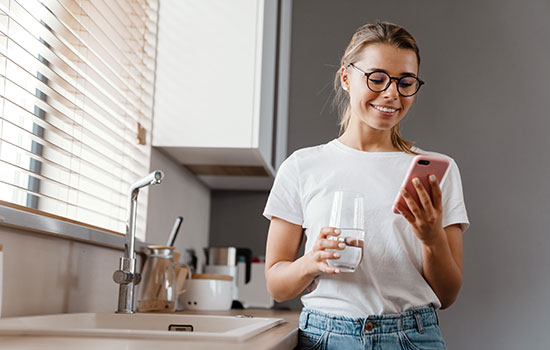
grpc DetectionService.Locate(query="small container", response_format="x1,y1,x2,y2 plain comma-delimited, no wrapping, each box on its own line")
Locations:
179,274,233,310
137,245,177,312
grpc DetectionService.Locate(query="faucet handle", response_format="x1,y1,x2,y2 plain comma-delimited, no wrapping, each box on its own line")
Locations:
113,270,141,285
113,270,132,284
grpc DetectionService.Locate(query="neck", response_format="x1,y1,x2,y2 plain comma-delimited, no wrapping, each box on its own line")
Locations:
338,125,397,152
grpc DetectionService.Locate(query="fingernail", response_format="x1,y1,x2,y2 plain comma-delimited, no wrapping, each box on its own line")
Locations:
335,269,341,273
338,243,346,249
412,178,420,185
334,228,341,234
333,252,341,258
401,188,407,195
430,175,436,182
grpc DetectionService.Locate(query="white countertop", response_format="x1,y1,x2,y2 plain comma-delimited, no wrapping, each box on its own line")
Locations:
0,309,299,350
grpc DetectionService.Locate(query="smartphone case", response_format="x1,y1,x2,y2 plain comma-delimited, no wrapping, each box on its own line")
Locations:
393,155,450,214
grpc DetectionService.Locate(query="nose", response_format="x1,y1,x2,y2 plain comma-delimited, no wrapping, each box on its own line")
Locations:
382,79,399,99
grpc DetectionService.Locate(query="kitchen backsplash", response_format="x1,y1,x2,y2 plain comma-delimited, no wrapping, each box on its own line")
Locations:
0,148,210,317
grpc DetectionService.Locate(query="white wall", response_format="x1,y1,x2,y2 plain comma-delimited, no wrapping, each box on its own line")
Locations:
0,226,121,317
145,148,210,270
0,149,210,317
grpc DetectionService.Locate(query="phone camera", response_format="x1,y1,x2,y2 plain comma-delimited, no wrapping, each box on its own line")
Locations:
418,160,430,166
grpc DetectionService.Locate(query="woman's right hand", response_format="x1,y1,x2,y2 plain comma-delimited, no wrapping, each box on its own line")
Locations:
265,219,346,302
304,227,346,276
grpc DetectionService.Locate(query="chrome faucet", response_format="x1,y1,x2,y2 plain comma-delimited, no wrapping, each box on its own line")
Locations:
113,170,164,313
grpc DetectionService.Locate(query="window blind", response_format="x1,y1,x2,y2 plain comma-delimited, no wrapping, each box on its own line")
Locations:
0,0,159,240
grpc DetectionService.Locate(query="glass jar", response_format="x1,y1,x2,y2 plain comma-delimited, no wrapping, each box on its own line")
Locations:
137,245,177,312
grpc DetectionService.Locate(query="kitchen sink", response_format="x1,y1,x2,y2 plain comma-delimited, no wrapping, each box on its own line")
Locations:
0,312,285,341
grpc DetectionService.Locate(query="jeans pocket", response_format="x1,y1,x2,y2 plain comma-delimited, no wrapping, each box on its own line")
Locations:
295,329,326,350
399,325,447,350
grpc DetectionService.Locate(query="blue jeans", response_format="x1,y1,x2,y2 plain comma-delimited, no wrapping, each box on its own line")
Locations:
296,306,446,350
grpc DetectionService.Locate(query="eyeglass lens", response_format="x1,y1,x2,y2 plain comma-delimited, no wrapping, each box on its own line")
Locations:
367,72,420,97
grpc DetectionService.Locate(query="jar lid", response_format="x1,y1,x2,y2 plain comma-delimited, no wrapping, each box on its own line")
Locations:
191,273,233,281
147,245,175,250
146,245,175,258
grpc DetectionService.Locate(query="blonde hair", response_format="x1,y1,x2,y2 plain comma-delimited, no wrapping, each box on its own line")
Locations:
333,22,420,155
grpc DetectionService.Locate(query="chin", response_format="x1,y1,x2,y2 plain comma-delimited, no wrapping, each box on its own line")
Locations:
365,120,397,131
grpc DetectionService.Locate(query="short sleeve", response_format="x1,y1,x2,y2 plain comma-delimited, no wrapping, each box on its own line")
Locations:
440,159,470,232
263,153,303,226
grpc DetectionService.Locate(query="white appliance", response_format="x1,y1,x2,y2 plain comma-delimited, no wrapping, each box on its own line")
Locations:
203,247,251,303
179,274,233,310
237,262,274,309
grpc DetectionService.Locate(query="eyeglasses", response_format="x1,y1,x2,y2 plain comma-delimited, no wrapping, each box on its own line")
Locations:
347,63,424,97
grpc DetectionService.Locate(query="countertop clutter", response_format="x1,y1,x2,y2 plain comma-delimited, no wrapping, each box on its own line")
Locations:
0,308,300,350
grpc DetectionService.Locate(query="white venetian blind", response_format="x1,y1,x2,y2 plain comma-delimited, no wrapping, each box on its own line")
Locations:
0,0,159,240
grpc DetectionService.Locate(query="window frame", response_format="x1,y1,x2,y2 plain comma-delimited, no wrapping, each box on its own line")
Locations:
0,0,158,243
0,199,151,250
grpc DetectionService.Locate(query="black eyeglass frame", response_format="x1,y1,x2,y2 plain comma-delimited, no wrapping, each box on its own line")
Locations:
347,63,425,97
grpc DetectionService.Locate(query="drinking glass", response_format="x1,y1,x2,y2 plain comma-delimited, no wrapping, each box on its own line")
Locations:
327,191,365,272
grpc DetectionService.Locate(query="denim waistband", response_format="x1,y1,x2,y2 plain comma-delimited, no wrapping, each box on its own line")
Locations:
299,306,439,336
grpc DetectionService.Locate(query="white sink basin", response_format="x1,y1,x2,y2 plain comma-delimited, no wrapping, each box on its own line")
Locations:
0,312,285,342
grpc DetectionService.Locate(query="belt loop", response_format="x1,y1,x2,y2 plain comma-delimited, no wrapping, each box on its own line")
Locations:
304,311,310,329
397,317,403,332
414,312,425,334
430,304,440,326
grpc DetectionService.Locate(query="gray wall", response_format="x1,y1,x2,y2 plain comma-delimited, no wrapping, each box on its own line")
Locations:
209,189,303,311
210,0,550,348
209,190,270,257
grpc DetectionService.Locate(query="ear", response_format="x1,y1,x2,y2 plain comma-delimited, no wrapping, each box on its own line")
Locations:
340,66,349,91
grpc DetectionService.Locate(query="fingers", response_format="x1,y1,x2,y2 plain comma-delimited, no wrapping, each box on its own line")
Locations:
312,227,346,275
411,177,433,211
319,263,341,274
316,227,345,249
318,226,341,239
429,174,442,210
310,250,342,274
396,176,444,232
399,187,423,218
314,250,342,261
394,203,415,224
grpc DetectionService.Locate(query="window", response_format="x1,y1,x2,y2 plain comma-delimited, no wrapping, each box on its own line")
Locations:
0,0,158,240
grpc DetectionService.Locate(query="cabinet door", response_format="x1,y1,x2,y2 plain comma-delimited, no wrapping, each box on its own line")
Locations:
153,0,262,148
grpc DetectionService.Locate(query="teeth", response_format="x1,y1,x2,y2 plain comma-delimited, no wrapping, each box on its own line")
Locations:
373,105,398,113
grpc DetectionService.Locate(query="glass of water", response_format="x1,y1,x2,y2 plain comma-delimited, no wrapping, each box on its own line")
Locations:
327,191,365,272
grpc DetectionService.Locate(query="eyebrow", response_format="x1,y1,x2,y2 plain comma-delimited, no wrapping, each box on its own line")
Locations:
367,67,418,77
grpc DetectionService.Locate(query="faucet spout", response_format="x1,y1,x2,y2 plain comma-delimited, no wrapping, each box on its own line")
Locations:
113,170,164,314
126,170,164,260
130,170,164,196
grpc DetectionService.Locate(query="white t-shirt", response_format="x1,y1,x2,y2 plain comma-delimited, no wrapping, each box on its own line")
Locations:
263,139,469,317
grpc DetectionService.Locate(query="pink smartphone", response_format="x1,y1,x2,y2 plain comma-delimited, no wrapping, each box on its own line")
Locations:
393,155,450,214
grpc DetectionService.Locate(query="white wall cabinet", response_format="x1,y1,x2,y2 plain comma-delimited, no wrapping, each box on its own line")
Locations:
153,0,290,190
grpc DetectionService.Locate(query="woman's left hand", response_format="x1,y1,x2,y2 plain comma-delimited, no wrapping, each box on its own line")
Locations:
394,175,445,246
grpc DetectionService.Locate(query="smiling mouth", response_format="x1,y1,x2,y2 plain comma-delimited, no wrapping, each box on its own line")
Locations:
371,104,399,113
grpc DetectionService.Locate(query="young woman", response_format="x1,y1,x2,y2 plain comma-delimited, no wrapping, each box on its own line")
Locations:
263,22,469,349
